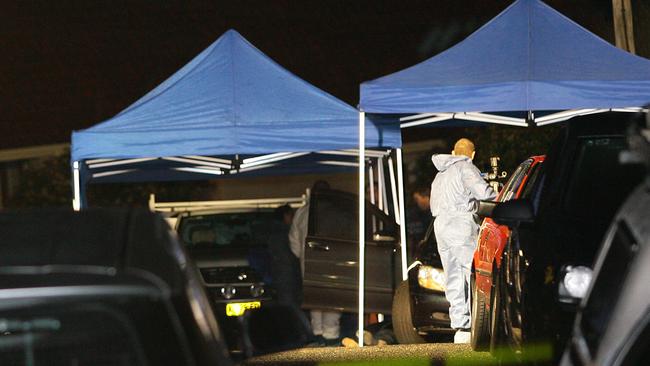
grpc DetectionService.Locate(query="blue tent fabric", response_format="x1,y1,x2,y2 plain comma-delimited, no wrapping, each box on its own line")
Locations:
360,0,650,114
72,30,400,162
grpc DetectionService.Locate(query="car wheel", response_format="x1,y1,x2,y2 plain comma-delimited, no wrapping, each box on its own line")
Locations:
470,273,490,351
392,280,425,344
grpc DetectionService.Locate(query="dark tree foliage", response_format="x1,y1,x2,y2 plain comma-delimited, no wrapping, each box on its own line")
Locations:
87,180,218,208
471,125,561,175
7,152,71,208
408,125,561,194
6,151,218,208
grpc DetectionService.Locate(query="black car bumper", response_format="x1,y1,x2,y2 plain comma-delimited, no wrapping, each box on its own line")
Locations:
408,265,452,332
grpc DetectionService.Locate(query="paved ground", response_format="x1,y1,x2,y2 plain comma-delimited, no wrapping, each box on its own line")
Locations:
243,343,495,365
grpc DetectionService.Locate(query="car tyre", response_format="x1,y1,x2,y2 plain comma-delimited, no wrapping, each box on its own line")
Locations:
392,280,426,344
489,263,505,358
470,273,490,351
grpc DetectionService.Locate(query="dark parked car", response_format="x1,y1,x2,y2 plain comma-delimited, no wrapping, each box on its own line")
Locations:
561,172,650,366
174,190,404,347
482,113,646,363
561,112,650,366
0,209,231,366
175,207,280,354
176,189,436,345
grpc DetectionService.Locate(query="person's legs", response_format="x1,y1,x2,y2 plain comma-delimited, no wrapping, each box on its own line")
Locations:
321,311,341,340
435,216,477,334
310,309,323,336
435,217,462,329
448,241,474,329
305,310,327,347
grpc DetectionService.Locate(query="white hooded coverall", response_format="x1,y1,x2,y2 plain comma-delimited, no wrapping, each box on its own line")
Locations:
429,154,496,330
289,200,341,340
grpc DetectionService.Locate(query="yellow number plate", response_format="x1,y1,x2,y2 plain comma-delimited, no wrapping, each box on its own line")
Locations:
226,301,261,317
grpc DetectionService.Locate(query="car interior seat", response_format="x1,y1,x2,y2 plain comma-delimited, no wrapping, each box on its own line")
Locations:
190,226,216,246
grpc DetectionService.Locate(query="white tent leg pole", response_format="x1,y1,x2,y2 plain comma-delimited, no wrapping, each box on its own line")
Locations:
72,161,81,211
378,157,388,214
388,156,400,225
369,164,375,206
396,148,408,280
358,111,366,347
369,163,376,233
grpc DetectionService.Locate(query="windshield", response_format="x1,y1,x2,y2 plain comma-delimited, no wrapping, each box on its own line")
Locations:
0,296,191,366
563,136,645,219
178,211,278,250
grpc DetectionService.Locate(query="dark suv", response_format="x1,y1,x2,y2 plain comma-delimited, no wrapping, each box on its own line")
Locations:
0,209,231,366
177,190,416,344
175,207,279,354
177,208,277,309
175,190,404,348
484,113,646,362
561,112,650,366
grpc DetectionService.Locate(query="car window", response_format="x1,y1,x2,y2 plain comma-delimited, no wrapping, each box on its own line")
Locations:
367,206,397,240
0,297,192,366
0,314,142,366
520,161,544,200
310,193,357,241
499,160,532,202
563,137,645,218
309,193,397,242
178,211,278,250
580,221,637,354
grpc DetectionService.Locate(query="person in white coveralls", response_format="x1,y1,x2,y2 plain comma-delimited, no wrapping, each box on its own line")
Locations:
429,138,496,344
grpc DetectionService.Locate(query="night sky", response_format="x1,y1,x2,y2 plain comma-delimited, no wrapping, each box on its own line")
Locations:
2,1,618,150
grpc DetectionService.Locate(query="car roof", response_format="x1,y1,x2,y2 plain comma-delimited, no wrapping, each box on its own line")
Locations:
565,112,634,137
0,275,163,304
0,272,162,290
180,206,276,217
0,209,186,291
529,155,546,163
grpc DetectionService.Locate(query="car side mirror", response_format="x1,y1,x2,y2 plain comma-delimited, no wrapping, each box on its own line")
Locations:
477,200,498,217
242,303,312,357
488,199,534,228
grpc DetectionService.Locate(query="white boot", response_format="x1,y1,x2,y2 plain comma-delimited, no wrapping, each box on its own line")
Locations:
454,330,471,344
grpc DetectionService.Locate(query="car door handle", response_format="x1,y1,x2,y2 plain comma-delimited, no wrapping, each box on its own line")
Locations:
307,241,330,251
373,233,396,242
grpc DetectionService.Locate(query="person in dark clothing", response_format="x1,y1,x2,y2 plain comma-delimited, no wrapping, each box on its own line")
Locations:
268,204,302,308
406,186,432,259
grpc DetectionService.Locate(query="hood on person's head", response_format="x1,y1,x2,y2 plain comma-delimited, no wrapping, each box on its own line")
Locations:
431,154,471,172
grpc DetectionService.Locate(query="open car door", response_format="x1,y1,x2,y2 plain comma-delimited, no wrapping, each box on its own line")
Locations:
302,190,401,314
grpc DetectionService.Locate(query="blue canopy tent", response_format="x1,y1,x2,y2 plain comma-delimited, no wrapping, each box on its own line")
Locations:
360,0,650,127
356,0,650,340
71,30,402,342
71,29,400,208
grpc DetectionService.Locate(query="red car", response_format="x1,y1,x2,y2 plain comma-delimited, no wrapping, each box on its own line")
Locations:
470,155,545,350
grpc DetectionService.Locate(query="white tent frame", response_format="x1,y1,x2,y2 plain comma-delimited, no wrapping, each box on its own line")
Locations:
398,108,646,129
72,149,395,210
